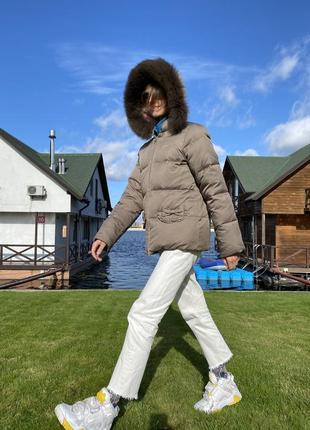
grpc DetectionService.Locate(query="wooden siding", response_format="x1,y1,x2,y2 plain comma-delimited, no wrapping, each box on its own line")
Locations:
275,214,310,265
262,162,310,214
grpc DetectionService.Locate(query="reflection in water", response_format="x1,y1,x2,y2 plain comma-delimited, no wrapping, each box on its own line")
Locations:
69,230,217,290
70,231,158,289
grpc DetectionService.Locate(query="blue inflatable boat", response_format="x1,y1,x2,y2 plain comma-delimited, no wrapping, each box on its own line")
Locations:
197,258,227,270
194,258,255,290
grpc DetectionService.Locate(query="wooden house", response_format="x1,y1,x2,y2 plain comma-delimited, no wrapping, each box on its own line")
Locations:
0,128,112,286
223,144,310,271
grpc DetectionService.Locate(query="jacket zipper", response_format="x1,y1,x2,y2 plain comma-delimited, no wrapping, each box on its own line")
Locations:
148,134,157,190
146,134,157,254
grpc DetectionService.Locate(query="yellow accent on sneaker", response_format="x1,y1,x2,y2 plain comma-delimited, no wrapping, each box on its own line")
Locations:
96,390,106,404
229,394,241,405
62,417,74,430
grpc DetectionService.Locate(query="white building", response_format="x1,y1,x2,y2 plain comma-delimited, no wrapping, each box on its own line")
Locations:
0,128,112,283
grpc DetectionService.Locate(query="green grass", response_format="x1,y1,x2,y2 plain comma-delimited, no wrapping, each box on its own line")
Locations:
0,290,309,430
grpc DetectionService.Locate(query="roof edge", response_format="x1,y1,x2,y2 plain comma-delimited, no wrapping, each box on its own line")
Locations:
246,154,310,201
0,128,83,200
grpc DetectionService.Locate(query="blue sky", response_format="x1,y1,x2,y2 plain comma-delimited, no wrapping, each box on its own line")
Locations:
1,1,310,206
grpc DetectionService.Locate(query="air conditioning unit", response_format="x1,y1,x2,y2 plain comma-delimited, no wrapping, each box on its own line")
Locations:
27,185,47,197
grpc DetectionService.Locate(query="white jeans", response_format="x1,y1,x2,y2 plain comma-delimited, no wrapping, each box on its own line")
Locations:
107,249,233,400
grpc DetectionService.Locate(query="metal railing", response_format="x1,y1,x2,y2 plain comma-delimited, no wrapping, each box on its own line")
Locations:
69,242,91,263
0,241,92,269
243,241,310,269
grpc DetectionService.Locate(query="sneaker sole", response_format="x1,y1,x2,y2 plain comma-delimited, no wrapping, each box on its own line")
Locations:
54,405,77,430
195,393,242,414
212,393,242,413
229,394,242,405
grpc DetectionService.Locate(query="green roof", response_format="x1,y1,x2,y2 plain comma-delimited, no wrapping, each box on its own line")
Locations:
227,156,286,193
0,128,112,210
38,153,101,198
225,143,310,201
249,143,310,200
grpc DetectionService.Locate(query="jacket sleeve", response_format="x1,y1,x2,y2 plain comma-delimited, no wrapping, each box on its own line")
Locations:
182,128,245,258
93,156,143,251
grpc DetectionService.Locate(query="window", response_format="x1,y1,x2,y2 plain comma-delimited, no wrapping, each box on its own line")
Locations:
305,188,310,212
90,177,93,197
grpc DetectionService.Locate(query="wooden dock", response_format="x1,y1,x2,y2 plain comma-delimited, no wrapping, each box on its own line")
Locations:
0,241,98,289
240,241,310,288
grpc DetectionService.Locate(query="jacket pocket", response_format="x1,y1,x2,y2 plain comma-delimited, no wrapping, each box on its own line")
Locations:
157,208,187,223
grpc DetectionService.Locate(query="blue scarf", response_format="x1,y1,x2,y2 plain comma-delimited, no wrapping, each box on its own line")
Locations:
153,116,168,136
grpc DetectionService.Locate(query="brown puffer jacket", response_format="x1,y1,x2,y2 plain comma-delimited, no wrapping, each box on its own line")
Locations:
94,58,245,257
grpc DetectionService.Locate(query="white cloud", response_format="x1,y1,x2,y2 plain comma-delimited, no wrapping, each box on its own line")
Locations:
204,102,233,128
264,116,310,154
235,148,259,156
260,37,310,154
53,37,310,165
55,109,141,181
56,144,83,153
237,105,256,129
176,58,256,83
290,97,310,119
54,43,257,99
94,110,128,131
218,86,239,106
86,136,139,181
203,99,255,130
59,42,310,135
254,53,299,93
213,144,227,158
54,43,130,95
85,110,142,180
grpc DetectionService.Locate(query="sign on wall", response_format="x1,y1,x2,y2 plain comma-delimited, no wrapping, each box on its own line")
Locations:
37,215,45,224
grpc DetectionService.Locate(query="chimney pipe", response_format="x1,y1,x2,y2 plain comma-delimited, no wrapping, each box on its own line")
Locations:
49,129,56,172
58,157,62,174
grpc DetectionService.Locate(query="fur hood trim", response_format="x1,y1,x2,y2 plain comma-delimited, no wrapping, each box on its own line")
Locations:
124,57,188,139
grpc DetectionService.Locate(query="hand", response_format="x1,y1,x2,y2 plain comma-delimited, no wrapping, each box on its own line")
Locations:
223,255,239,271
88,239,107,262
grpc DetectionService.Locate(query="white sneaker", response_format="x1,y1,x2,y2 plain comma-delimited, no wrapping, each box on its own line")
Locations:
194,370,242,414
54,387,119,430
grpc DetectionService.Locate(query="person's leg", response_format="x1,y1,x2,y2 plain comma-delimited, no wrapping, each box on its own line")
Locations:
175,268,242,413
54,250,200,430
107,249,200,400
175,266,233,370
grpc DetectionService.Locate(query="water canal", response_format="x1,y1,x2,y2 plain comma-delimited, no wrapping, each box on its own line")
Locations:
69,231,307,291
69,230,247,290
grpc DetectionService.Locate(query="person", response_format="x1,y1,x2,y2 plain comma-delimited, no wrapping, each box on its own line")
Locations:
55,58,245,430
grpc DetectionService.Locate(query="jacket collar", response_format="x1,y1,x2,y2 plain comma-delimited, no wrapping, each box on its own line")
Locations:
153,116,167,135
152,116,172,138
